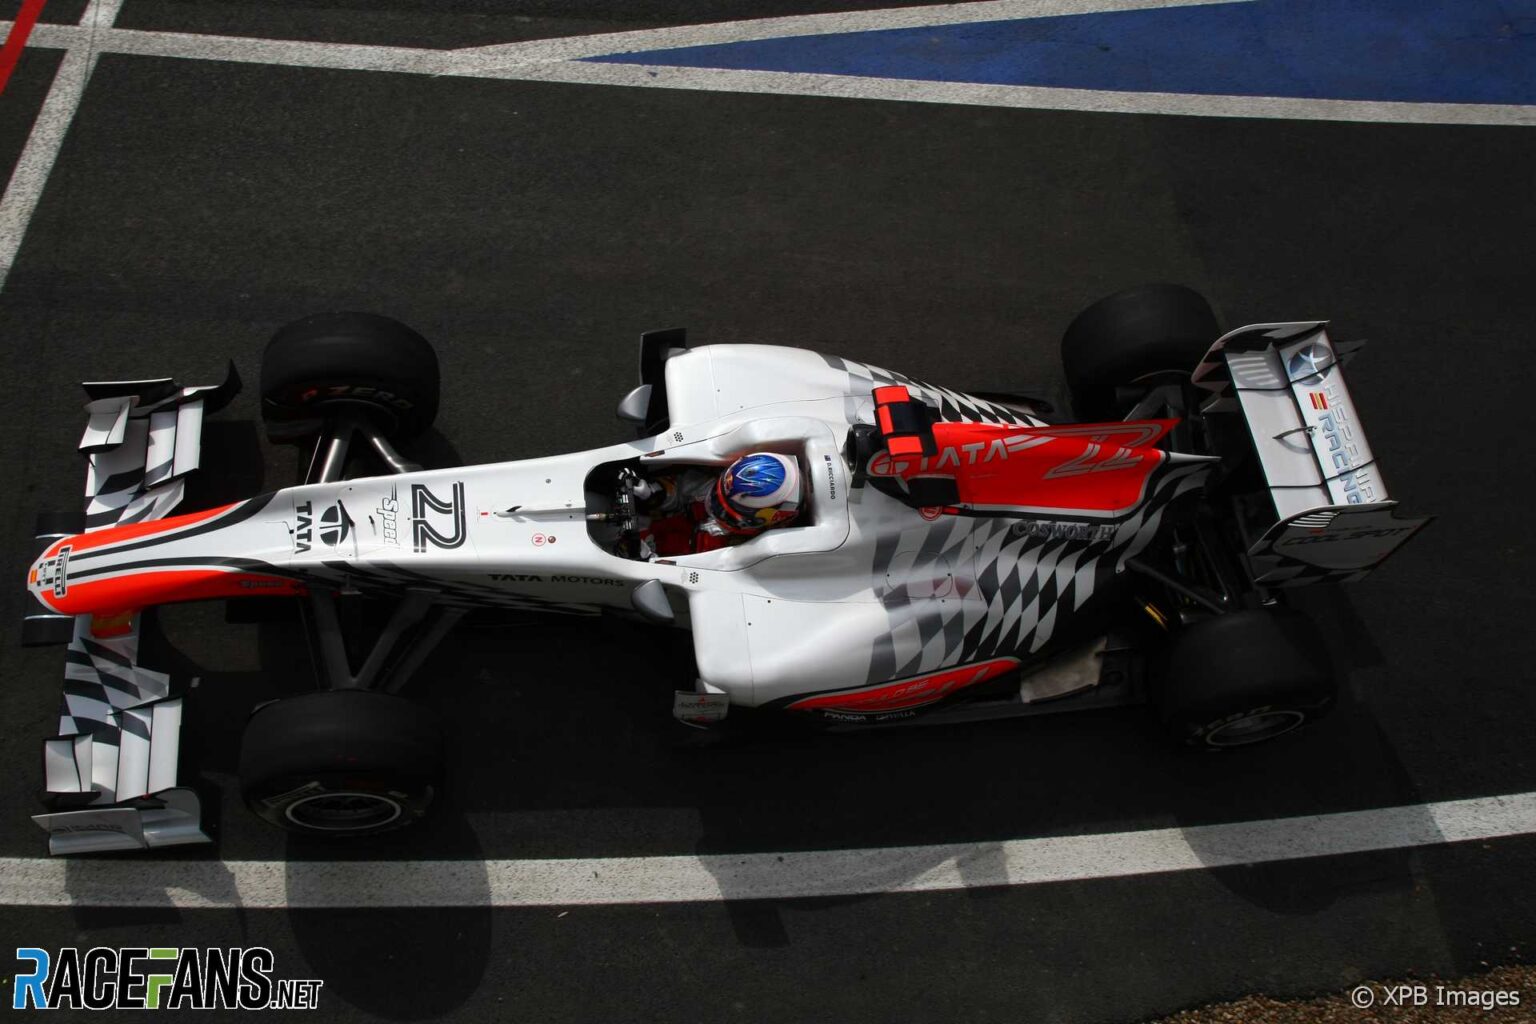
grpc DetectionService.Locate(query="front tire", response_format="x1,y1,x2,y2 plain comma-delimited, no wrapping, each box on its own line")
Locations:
1061,284,1219,419
1157,608,1336,749
261,311,440,441
239,690,443,837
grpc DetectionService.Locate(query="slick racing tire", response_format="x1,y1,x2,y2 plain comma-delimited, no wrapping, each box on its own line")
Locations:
261,311,440,441
1157,608,1337,749
239,690,443,837
1061,284,1219,419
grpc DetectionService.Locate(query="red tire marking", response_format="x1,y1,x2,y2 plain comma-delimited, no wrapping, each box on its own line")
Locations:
0,0,48,98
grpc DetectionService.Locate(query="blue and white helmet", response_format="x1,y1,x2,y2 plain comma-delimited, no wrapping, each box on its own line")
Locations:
706,452,802,534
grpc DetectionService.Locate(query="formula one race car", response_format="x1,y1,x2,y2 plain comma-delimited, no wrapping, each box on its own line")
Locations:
22,286,1428,852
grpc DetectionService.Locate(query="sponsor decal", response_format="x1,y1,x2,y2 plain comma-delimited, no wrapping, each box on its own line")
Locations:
373,486,400,546
672,690,729,726
317,503,351,546
53,547,69,598
1312,377,1377,504
298,383,412,410
293,501,313,553
868,433,1039,478
823,454,837,500
35,546,70,597
1309,391,1329,411
1008,520,1117,542
532,532,546,547
1286,341,1331,385
410,482,466,553
919,506,943,521
12,946,323,1011
1279,525,1417,546
486,573,624,586
821,709,917,723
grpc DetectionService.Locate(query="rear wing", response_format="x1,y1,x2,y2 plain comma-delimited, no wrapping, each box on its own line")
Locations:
1192,323,1430,587
24,365,238,854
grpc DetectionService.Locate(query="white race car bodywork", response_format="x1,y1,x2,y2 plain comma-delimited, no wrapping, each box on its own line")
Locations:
31,344,1201,717
24,329,1431,853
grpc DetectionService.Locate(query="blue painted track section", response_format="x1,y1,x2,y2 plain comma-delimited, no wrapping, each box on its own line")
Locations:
585,0,1536,105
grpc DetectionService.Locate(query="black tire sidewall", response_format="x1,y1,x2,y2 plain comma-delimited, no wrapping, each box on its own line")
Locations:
1158,607,1337,749
239,690,444,836
1061,284,1218,419
260,311,440,440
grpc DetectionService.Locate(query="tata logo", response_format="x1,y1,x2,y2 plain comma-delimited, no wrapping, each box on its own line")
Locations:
293,502,313,553
318,504,350,546
868,433,1041,477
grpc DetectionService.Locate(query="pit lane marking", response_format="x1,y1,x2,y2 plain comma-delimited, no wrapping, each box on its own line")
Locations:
0,0,1527,293
453,0,1248,62
2,791,1532,908
0,0,119,291
1,6,1530,129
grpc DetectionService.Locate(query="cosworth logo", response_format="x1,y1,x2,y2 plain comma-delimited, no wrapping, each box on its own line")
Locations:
13,946,323,1011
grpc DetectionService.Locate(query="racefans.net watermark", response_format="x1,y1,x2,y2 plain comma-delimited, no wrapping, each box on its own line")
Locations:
1350,981,1522,1012
13,946,323,1011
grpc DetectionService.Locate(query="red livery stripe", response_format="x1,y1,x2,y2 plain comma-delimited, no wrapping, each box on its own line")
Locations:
788,658,1019,714
40,501,239,559
41,568,306,616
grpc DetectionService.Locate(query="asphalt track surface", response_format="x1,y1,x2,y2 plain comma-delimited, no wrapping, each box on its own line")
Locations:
1,1,1534,1021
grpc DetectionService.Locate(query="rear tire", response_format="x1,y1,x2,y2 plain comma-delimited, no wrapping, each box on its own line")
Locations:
239,690,443,837
261,311,439,441
1157,608,1336,749
1061,284,1219,419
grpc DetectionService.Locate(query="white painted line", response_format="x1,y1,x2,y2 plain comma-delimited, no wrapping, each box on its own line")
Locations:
476,62,1536,127
0,0,122,291
20,22,459,75
2,7,1531,128
2,792,1533,908
454,0,1253,63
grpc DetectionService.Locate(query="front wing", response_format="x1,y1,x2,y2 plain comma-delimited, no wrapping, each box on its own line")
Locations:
24,366,238,853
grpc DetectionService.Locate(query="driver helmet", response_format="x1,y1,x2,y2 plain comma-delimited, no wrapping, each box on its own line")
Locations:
705,452,802,534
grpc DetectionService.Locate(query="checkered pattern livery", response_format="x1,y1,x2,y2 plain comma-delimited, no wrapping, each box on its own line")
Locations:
866,464,1206,685
82,399,204,531
820,354,1046,427
50,615,173,802
42,373,234,808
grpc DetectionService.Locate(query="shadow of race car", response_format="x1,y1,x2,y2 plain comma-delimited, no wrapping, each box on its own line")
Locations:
22,285,1429,852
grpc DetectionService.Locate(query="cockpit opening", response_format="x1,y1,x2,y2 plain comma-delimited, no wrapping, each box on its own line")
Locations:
585,451,812,561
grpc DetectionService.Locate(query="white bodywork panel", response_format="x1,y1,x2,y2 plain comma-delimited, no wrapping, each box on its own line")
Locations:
35,345,1205,713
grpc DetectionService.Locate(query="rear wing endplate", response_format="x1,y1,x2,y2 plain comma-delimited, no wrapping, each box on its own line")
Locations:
1192,322,1430,586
